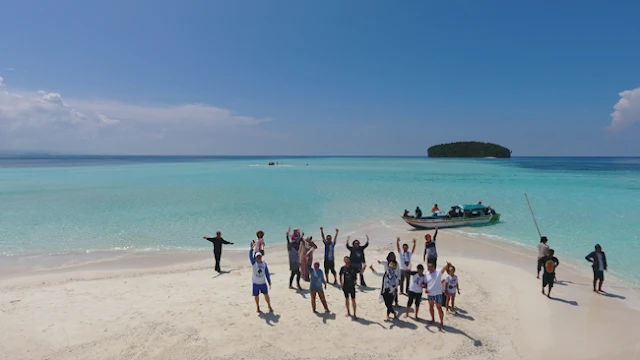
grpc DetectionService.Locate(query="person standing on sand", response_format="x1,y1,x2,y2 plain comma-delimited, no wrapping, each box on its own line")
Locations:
372,252,401,307
538,249,559,298
299,236,318,282
286,227,302,289
249,242,273,313
381,260,399,320
586,244,608,293
320,227,339,284
404,264,427,320
425,261,451,331
339,256,358,319
255,230,266,255
397,237,416,295
423,226,439,267
203,232,234,273
308,261,330,313
537,236,550,279
443,265,460,313
346,236,370,287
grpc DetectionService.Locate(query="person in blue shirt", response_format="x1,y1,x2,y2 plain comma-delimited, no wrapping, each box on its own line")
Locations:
308,261,330,313
320,227,339,284
249,242,273,313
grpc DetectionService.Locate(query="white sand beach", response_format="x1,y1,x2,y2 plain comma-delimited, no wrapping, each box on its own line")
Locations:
1,220,639,360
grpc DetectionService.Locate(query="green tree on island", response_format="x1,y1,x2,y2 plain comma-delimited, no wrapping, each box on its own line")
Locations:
427,142,512,158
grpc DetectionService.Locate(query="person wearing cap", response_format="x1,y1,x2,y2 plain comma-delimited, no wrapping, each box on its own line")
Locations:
537,236,550,279
308,261,330,313
249,242,273,313
586,244,608,293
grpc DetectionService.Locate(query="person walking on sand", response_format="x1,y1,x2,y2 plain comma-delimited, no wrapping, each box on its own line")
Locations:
404,264,427,320
537,236,550,279
397,237,416,295
203,232,234,273
423,226,439,267
249,242,273,313
586,244,608,293
539,249,559,298
346,235,369,287
339,256,358,319
381,260,400,320
299,236,318,282
255,230,266,255
442,264,461,313
308,261,330,313
286,227,301,289
425,261,452,330
321,227,339,284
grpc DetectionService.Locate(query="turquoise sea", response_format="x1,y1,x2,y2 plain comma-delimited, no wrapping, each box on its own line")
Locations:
1,156,639,282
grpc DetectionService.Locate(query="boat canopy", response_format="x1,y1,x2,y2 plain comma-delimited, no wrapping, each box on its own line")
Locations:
459,204,487,211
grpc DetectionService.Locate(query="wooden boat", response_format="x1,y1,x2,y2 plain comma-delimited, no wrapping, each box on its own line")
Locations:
402,204,500,229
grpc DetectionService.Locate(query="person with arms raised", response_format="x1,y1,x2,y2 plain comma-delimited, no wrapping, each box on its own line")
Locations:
249,241,273,313
203,231,234,273
425,261,453,331
423,226,439,267
397,237,416,296
346,235,370,287
320,227,339,284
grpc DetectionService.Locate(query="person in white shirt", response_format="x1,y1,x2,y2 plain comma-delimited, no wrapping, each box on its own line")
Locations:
404,264,427,320
396,237,416,295
425,261,453,330
537,236,550,279
442,265,460,314
249,242,273,313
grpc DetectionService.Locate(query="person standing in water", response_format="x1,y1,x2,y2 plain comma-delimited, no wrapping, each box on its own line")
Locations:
249,242,273,313
308,261,330,313
255,230,266,255
423,226,439,267
381,260,400,320
425,261,452,331
203,232,234,273
286,227,301,290
539,249,559,298
339,256,358,319
404,264,427,320
320,227,339,284
586,244,607,293
397,237,416,296
537,236,550,279
346,235,370,287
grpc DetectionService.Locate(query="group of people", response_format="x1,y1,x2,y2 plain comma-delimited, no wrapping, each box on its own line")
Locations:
204,226,460,330
536,236,609,298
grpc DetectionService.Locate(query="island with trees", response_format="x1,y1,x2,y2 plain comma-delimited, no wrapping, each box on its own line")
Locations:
427,141,512,158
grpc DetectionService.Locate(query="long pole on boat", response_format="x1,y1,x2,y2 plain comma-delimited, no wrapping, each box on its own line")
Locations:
525,193,542,238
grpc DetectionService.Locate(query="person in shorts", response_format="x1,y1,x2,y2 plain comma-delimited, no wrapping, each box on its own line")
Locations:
425,261,452,330
249,243,273,313
404,264,427,320
539,249,559,298
443,264,460,313
339,256,358,319
321,227,339,284
585,244,607,293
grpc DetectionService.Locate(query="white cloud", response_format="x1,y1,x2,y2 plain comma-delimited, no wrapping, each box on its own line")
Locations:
609,87,640,131
6,68,16,71
0,76,273,154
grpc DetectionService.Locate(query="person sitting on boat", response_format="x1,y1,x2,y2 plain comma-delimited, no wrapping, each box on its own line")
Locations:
415,207,423,219
403,209,410,217
431,204,440,215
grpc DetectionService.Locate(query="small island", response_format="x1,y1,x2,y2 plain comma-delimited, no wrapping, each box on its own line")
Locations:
428,141,512,158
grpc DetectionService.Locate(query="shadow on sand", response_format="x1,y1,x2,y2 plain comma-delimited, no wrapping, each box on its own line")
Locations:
316,311,337,324
434,325,483,347
388,317,418,330
599,291,626,300
549,296,579,306
295,288,310,299
213,270,232,278
258,312,281,326
452,312,475,321
353,317,386,329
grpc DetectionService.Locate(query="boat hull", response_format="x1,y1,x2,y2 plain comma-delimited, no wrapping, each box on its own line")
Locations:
402,214,500,229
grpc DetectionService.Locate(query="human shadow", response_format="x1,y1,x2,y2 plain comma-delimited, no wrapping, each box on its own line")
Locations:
553,280,568,286
353,317,386,329
452,312,475,321
453,307,468,314
549,296,579,306
358,285,377,293
213,270,232,278
439,325,483,347
388,317,418,330
295,289,309,299
258,312,281,326
600,291,626,300
316,311,337,324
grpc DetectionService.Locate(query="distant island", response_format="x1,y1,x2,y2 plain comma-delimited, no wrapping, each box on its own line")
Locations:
428,141,512,158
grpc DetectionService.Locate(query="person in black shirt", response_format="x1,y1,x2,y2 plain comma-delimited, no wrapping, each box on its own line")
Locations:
346,235,369,287
538,249,559,298
339,256,358,319
203,232,234,272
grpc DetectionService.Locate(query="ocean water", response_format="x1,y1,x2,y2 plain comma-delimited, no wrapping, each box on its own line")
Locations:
1,156,639,282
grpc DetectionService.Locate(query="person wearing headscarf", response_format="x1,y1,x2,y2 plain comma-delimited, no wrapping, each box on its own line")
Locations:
308,261,330,313
299,235,318,282
286,227,301,289
423,226,439,267
381,260,399,320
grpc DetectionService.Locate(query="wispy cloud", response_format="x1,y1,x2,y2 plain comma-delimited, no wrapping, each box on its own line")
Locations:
5,68,16,71
609,87,640,131
0,76,273,154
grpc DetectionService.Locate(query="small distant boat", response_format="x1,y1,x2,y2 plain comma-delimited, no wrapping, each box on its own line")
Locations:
402,204,501,229
268,162,275,166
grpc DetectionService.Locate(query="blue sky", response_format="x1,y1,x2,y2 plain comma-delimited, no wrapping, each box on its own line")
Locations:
1,0,639,156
